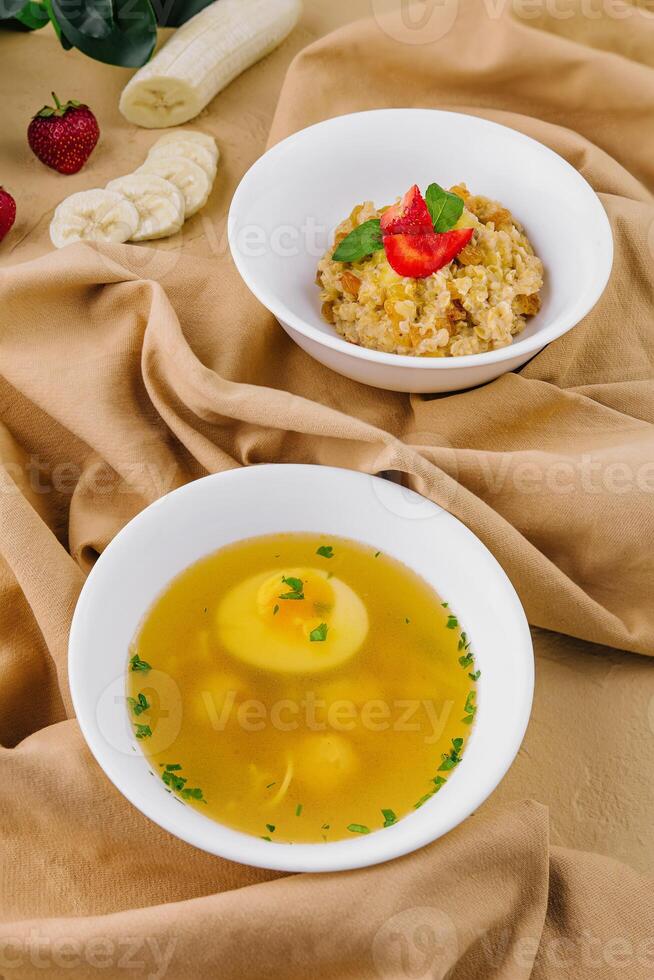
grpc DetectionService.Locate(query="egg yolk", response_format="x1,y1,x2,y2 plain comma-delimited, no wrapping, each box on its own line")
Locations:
256,568,335,641
216,567,369,673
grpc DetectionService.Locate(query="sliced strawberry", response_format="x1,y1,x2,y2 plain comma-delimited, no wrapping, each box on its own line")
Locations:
380,184,433,236
383,227,473,278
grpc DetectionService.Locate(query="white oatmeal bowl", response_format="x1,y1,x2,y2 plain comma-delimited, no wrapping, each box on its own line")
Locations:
228,109,613,393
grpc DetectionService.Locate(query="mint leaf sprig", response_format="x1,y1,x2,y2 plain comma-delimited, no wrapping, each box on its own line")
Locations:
332,218,383,263
331,184,465,265
425,183,465,232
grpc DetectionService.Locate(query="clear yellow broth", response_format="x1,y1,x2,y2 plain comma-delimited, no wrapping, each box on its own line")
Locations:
126,533,478,843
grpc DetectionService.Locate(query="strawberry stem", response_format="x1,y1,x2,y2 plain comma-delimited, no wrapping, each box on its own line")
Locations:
52,92,62,112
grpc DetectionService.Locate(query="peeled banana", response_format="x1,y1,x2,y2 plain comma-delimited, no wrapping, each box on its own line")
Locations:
152,130,219,166
136,156,211,218
49,190,139,249
119,0,302,129
49,130,219,248
106,174,185,241
147,139,217,181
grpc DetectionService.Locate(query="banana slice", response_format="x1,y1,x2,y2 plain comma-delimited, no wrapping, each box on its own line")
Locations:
106,174,185,241
119,0,301,129
135,156,211,218
147,139,217,181
50,189,139,249
151,130,218,166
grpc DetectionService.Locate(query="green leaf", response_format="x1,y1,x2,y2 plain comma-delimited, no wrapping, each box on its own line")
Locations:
130,653,151,672
51,0,156,68
151,0,214,27
42,0,71,47
309,623,328,643
0,0,30,17
332,219,383,263
347,823,370,834
316,545,334,559
381,808,397,827
446,615,459,630
425,183,464,233
135,724,152,739
13,1,49,30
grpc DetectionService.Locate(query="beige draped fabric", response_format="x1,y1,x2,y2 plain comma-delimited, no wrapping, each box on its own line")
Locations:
0,1,653,976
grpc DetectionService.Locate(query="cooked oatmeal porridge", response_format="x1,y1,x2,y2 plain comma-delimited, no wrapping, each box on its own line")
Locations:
317,183,544,357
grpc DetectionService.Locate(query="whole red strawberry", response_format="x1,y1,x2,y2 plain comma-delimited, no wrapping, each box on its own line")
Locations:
28,92,99,175
0,188,16,243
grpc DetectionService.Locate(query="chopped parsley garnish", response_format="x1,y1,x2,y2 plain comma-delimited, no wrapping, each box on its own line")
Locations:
160,763,206,803
127,692,150,716
266,782,276,789
347,823,370,834
441,601,449,608
446,614,458,630
469,670,481,681
129,653,151,672
181,787,205,801
462,690,477,725
135,724,152,739
279,576,304,600
438,737,464,772
374,551,381,558
295,803,303,817
266,824,276,833
382,808,397,827
321,823,330,830
457,632,476,671
273,604,279,615
261,836,272,842
309,622,329,642
414,776,447,810
162,768,186,792
405,617,410,624
316,545,334,559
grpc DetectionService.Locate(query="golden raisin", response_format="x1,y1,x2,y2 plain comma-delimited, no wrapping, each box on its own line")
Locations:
485,207,512,231
321,301,335,324
457,244,483,266
340,271,361,297
449,183,470,201
447,300,467,325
